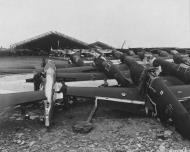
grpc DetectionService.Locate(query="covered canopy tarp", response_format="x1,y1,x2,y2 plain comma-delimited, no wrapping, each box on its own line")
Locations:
11,31,89,51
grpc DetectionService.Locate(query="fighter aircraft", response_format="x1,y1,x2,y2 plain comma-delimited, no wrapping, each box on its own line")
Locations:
25,51,131,87
173,54,190,65
0,53,130,128
2,48,190,139
60,53,190,139
152,57,190,84
43,50,179,86
0,51,131,126
47,51,185,87
150,49,170,57
1,54,190,139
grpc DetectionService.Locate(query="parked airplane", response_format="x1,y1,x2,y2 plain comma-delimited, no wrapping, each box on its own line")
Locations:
173,54,190,66
26,53,129,86
62,54,190,139
1,52,190,139
152,58,190,84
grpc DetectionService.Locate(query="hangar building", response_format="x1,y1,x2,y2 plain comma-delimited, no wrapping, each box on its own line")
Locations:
10,31,89,52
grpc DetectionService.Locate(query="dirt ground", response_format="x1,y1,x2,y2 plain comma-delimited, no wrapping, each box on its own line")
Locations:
0,56,64,68
0,56,42,68
0,102,190,152
0,57,190,152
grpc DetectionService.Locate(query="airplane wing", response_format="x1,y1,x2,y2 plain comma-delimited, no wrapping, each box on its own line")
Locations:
49,56,68,61
67,86,143,102
56,66,98,73
26,72,108,82
0,65,98,75
66,86,145,113
56,72,107,82
0,91,46,108
66,84,190,103
54,63,76,69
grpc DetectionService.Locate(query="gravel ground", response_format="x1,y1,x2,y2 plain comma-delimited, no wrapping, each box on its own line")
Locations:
0,74,190,152
0,102,190,152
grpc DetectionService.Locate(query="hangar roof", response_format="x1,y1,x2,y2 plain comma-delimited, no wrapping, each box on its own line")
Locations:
88,41,114,49
11,31,89,51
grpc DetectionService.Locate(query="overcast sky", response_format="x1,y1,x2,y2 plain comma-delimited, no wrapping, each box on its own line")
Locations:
0,0,189,48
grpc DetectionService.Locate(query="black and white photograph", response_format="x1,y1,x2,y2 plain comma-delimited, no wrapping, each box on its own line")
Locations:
0,0,190,151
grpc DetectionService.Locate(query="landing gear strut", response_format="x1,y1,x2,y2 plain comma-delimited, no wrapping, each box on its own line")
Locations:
72,98,98,133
